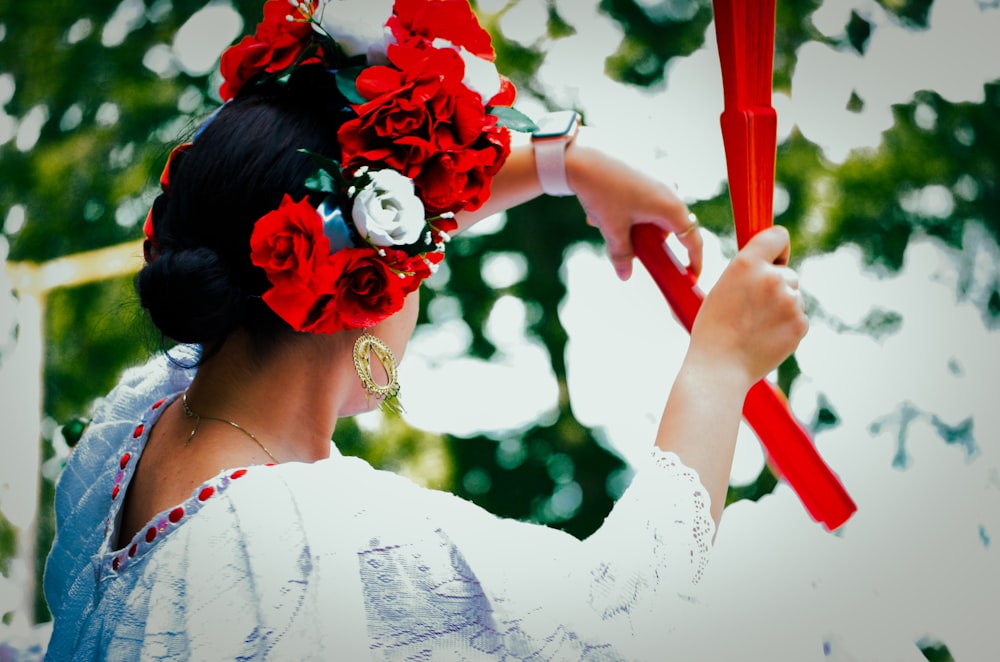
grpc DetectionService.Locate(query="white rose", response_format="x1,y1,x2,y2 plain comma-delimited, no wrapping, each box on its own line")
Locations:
432,38,502,105
352,170,426,246
316,0,394,63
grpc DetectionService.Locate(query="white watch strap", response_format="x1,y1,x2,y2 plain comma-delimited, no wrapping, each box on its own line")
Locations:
532,111,580,197
534,135,575,197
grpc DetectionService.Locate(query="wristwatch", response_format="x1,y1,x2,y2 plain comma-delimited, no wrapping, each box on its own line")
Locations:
531,110,581,197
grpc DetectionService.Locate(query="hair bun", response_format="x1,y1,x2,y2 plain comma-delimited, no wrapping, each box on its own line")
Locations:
137,246,246,345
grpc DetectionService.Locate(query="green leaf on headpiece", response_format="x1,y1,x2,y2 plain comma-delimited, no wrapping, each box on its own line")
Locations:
300,149,345,193
305,169,338,194
489,106,539,133
335,65,369,105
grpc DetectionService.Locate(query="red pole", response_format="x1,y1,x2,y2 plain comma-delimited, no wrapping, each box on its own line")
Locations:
628,0,856,529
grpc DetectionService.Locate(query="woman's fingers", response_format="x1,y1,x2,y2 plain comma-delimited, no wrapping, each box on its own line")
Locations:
688,223,809,385
779,265,799,291
604,235,635,281
778,266,806,312
742,225,791,266
675,220,703,277
566,129,706,282
602,204,703,282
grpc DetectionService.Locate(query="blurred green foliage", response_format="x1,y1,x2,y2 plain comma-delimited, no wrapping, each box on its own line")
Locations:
0,515,14,577
830,84,1000,270
1,2,997,647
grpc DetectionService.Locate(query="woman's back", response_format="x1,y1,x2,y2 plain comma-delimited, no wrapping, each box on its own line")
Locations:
45,353,714,660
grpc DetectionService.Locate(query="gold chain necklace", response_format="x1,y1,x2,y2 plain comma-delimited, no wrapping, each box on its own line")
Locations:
182,391,280,464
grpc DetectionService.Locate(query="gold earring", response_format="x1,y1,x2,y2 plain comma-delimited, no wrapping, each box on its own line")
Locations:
352,330,403,414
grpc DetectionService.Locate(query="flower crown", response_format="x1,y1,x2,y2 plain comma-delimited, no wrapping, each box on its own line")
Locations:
145,0,536,335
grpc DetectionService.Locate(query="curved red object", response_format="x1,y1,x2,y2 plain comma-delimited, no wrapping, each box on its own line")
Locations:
632,223,856,531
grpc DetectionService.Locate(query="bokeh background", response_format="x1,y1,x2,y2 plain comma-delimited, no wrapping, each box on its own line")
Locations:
2,0,998,658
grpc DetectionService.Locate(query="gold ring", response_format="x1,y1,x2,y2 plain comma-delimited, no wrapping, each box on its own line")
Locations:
676,213,699,238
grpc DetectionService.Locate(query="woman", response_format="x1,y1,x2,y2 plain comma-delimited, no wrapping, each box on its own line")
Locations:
44,0,808,659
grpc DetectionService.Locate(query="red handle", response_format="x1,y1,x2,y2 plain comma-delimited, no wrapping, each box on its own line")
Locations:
631,223,856,531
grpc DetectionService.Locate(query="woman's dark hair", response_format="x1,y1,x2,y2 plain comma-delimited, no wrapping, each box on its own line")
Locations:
137,66,350,356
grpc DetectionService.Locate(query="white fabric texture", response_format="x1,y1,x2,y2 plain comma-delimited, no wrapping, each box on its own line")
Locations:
44,351,716,660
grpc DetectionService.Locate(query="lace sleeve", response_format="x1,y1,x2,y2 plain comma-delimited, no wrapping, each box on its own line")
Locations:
592,447,715,589
377,446,717,653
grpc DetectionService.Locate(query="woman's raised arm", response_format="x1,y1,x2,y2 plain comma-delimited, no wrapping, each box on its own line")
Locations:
457,124,807,526
657,226,808,524
455,127,704,279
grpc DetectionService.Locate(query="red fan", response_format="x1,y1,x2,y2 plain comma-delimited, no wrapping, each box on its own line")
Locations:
632,0,856,530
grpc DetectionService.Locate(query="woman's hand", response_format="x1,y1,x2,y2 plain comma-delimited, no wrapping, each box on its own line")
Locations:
688,225,808,388
565,128,703,281
656,225,808,525
456,127,701,280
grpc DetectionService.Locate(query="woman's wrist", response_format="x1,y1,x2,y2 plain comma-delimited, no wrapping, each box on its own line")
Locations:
563,126,603,198
563,127,638,201
680,344,757,401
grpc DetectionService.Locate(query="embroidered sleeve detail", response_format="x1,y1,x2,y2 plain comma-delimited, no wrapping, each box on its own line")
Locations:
647,448,715,583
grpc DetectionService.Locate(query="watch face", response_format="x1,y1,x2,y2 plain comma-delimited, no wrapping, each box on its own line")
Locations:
533,110,580,139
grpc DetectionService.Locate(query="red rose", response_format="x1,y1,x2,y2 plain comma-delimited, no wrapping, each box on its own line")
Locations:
432,215,459,236
264,280,344,334
250,195,331,285
218,0,320,101
330,248,406,328
219,36,272,101
250,195,346,332
487,75,516,107
339,44,509,214
424,69,487,148
390,0,494,60
248,196,429,334
260,0,315,40
410,116,510,213
394,250,444,294
257,0,318,72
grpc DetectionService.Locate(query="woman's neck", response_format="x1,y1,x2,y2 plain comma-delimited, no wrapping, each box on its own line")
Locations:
185,330,354,463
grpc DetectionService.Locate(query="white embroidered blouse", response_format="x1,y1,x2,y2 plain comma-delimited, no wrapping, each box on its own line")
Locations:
44,351,715,660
